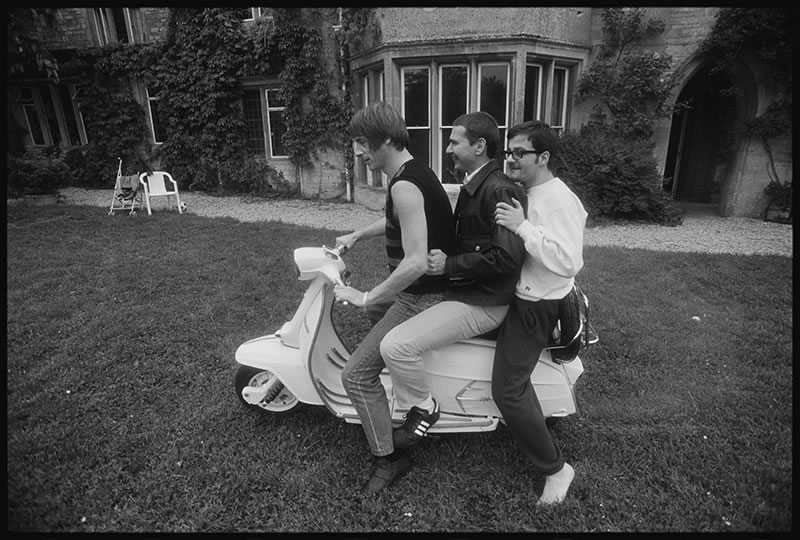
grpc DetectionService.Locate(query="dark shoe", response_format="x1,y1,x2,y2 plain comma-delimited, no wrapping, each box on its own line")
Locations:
361,452,412,495
392,399,440,449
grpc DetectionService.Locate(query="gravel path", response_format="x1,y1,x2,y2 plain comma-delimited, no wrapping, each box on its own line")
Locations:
33,188,794,257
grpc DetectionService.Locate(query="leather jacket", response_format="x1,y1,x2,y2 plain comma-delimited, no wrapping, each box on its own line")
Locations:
444,160,527,305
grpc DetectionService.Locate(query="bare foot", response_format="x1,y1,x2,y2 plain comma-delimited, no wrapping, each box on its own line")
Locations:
537,462,575,505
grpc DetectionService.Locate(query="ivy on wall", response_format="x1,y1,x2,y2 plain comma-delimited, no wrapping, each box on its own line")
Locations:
698,7,791,195
147,8,252,187
57,44,156,183
272,9,350,170
151,8,353,185
562,7,684,225
10,7,357,193
576,8,677,139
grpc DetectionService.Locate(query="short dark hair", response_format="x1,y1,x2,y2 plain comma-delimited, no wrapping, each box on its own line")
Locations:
346,102,409,151
453,111,499,157
506,120,560,159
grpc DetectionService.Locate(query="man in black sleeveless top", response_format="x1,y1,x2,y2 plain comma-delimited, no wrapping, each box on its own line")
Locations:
333,102,455,494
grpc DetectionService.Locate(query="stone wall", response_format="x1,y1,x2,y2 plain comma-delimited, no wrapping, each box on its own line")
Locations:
51,7,172,48
379,7,593,45
296,148,347,200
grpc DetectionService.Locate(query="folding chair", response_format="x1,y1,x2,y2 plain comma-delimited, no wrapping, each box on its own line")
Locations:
139,171,183,215
109,157,143,215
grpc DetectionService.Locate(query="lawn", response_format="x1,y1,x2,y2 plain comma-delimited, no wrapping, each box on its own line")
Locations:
6,204,793,533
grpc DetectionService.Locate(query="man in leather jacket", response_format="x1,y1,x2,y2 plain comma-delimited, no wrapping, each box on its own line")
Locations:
380,111,526,449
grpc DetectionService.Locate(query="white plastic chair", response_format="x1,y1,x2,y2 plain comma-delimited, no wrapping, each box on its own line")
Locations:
139,171,183,215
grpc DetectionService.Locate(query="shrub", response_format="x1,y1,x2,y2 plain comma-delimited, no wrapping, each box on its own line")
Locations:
7,149,72,196
555,124,684,226
218,159,297,198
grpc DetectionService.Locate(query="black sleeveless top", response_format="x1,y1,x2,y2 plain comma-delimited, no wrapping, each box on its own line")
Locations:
385,159,456,295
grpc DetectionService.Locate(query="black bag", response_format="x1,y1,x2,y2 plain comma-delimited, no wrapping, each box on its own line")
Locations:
549,282,598,363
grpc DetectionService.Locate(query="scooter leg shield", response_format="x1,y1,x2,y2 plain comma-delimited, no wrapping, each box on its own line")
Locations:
235,334,323,405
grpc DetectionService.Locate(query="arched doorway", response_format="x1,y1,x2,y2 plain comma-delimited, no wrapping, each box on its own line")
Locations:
663,64,737,208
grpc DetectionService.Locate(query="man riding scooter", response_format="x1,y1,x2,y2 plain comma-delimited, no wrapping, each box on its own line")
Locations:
331,102,456,495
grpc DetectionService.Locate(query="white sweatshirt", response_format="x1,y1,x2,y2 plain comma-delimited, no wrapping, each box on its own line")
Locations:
514,177,587,301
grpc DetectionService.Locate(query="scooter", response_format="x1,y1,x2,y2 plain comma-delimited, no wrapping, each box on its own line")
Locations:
234,245,589,433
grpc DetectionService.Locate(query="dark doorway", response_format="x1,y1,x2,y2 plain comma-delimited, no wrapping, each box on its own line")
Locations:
663,65,737,205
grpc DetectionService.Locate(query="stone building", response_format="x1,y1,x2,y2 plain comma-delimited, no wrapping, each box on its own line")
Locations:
7,7,791,217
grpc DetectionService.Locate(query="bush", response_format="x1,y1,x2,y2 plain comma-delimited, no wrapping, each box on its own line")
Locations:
7,150,72,196
61,144,152,189
555,124,684,226
218,158,297,198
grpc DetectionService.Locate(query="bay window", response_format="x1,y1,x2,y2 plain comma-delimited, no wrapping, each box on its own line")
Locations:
401,59,511,183
355,47,579,187
401,67,431,166
524,60,572,133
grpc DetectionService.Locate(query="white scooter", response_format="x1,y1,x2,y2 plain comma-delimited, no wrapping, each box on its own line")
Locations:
234,246,593,433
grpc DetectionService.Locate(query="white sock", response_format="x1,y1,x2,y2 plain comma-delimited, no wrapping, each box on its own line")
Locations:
415,395,435,414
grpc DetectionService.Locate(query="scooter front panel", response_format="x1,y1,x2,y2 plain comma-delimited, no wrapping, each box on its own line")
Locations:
235,334,322,405
304,280,363,421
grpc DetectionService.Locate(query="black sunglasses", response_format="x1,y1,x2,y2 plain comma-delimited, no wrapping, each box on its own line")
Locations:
503,148,542,160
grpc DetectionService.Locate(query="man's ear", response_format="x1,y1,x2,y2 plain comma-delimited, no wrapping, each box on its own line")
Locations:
475,137,486,155
538,151,550,166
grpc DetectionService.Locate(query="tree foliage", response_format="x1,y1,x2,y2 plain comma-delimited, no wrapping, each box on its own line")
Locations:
557,124,683,226
566,7,684,225
699,8,792,203
698,8,791,97
7,8,60,82
576,8,676,139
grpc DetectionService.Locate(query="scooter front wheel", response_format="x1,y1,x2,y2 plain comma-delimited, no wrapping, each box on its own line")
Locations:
234,365,302,413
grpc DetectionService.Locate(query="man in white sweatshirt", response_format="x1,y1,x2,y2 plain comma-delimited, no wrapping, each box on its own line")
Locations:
493,120,587,505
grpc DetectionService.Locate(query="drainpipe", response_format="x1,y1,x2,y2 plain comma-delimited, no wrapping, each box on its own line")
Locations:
332,7,352,202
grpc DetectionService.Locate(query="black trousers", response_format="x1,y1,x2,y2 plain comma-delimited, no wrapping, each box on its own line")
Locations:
492,295,565,476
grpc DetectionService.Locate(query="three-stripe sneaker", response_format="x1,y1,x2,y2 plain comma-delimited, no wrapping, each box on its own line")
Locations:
392,399,440,448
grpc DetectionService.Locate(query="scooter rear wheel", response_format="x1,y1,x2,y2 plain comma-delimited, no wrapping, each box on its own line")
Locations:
235,366,302,413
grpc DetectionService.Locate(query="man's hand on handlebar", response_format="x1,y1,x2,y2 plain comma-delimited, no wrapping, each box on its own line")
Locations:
334,232,358,255
334,285,367,308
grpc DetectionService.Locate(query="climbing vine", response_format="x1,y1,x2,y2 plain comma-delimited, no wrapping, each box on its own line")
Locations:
272,9,348,169
563,7,684,225
698,7,791,205
10,7,357,194
576,7,677,139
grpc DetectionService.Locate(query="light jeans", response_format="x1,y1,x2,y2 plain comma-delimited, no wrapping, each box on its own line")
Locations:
380,301,510,410
341,291,444,457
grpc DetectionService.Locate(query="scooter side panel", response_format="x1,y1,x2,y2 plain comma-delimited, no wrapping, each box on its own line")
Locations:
235,335,323,405
423,339,581,419
423,340,500,418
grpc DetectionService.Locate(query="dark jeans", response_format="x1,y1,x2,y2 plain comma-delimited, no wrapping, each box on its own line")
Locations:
492,295,565,476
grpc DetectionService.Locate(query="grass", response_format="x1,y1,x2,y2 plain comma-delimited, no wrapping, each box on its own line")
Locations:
6,204,793,533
